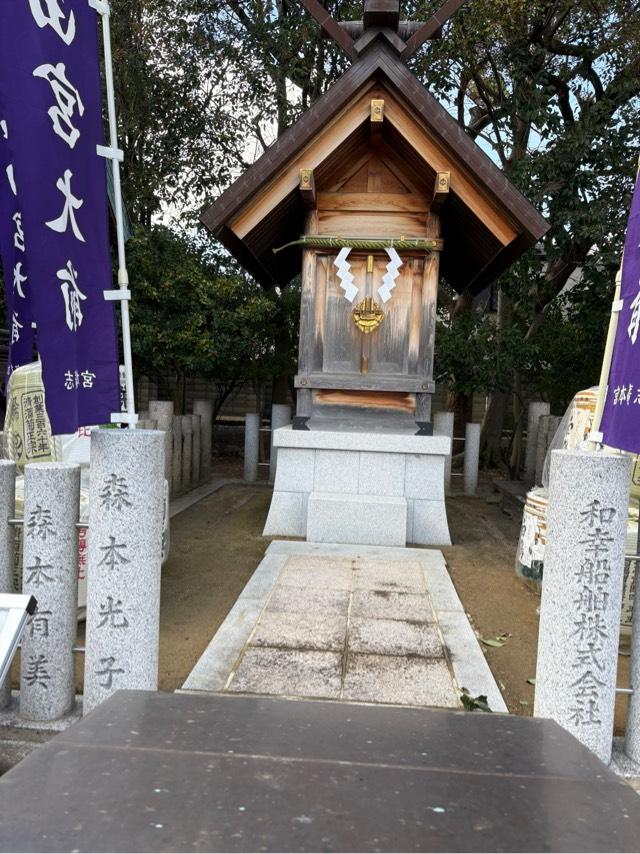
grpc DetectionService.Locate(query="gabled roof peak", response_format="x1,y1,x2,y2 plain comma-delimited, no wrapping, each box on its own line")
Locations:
300,0,470,61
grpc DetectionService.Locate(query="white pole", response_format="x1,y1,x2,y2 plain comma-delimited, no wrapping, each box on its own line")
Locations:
91,0,136,427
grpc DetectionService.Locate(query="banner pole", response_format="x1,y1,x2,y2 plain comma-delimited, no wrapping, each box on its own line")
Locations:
91,0,136,427
589,267,623,445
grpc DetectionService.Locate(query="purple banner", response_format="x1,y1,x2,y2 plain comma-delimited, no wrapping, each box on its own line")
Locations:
600,173,640,454
0,102,35,379
0,0,121,434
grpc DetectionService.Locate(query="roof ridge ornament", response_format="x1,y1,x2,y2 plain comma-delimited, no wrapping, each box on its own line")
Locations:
298,0,469,60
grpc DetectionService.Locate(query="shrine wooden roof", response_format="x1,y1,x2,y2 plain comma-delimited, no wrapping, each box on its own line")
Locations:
201,41,549,295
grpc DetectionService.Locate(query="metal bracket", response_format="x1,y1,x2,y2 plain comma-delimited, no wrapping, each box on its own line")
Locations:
88,0,110,16
103,289,131,301
111,412,139,425
96,144,123,161
588,430,604,444
613,299,624,313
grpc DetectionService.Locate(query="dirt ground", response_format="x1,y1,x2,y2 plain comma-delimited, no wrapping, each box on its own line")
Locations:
53,462,630,733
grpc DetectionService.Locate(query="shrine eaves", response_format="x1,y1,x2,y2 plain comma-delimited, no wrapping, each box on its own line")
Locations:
201,0,549,297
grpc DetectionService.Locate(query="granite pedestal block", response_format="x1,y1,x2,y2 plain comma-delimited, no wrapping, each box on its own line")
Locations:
20,463,80,722
0,461,16,709
307,493,407,547
84,430,165,714
534,449,631,764
269,404,292,484
433,412,454,493
263,428,451,546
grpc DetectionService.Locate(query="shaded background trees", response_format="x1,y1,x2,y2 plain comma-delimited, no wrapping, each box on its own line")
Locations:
100,0,640,464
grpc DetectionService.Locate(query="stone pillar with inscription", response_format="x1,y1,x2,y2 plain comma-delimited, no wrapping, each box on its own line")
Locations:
0,460,16,710
244,413,259,483
84,429,165,714
193,400,213,481
149,400,174,489
534,449,631,764
525,401,550,483
181,415,193,493
269,404,291,484
19,463,80,721
172,415,182,497
434,411,454,494
191,414,201,486
464,422,480,496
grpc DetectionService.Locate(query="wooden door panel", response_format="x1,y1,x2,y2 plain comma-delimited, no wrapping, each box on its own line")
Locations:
322,256,363,374
369,256,424,376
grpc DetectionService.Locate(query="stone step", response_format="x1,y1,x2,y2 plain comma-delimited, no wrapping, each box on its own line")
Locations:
307,492,407,547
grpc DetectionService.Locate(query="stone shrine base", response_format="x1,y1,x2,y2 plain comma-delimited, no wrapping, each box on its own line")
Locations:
182,540,506,713
263,427,452,546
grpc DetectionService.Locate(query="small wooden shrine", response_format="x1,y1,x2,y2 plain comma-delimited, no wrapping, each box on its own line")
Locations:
202,0,548,437
202,0,548,547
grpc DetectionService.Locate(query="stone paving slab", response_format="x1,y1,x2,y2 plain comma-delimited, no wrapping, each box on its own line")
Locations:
225,648,342,700
266,586,350,616
343,654,459,707
183,541,508,714
349,617,443,657
350,589,433,622
251,610,347,651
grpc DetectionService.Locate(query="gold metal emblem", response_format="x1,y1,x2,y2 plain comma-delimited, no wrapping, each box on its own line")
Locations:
352,297,384,334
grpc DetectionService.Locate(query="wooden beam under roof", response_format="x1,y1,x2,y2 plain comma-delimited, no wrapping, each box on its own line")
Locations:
431,171,450,212
299,169,317,210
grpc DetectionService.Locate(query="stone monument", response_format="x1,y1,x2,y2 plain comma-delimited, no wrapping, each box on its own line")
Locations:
20,463,80,721
84,429,165,713
534,448,631,764
200,0,548,546
0,460,16,709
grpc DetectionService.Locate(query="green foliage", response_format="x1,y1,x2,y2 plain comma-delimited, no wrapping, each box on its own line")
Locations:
435,310,537,396
127,225,279,410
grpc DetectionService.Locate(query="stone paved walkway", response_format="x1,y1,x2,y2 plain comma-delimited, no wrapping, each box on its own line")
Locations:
183,542,507,712
227,556,458,706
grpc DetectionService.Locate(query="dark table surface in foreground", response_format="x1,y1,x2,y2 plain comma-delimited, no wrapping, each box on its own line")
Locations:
0,690,639,852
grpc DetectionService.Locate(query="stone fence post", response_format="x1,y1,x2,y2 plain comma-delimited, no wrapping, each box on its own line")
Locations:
0,460,16,710
191,414,201,486
535,414,562,487
149,400,173,489
534,449,631,764
525,401,550,483
84,429,165,714
181,415,193,494
434,411,454,494
269,404,291,484
244,414,259,483
172,415,182,497
20,463,80,722
193,400,213,481
464,423,481,496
